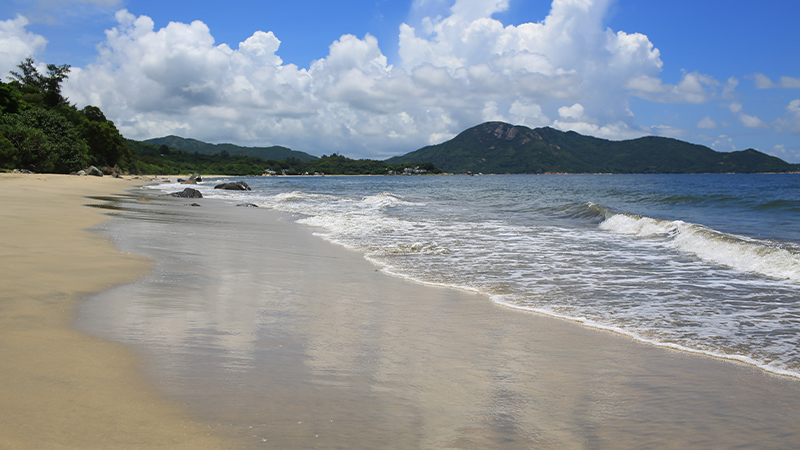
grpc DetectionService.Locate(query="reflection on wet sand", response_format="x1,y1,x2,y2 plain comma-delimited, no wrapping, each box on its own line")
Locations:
77,194,800,449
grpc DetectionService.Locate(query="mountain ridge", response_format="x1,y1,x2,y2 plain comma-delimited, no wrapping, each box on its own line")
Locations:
387,122,799,174
144,135,318,162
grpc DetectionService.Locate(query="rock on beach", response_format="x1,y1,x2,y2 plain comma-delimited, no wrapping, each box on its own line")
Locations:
214,181,251,191
168,188,203,198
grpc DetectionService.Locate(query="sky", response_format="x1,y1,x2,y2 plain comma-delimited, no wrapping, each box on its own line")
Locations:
1,0,799,162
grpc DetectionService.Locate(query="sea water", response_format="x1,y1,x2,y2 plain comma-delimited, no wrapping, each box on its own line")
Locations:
145,173,800,378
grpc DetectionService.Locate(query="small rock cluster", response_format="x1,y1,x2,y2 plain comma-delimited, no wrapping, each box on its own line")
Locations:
71,165,127,178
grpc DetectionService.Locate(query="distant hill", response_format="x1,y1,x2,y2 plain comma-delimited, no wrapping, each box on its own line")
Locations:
387,122,799,174
144,135,318,162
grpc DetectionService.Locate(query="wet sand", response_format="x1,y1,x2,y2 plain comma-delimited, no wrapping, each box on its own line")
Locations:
77,190,800,449
0,174,233,449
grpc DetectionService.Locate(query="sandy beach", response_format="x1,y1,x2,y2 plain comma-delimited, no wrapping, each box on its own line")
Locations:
0,173,233,449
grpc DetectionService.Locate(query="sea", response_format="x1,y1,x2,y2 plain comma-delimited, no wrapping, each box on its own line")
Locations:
141,173,800,379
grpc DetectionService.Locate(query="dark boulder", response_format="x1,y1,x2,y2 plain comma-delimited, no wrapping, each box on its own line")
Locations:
169,188,203,198
215,181,251,191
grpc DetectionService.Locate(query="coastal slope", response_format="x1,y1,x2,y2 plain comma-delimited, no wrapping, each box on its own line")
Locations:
387,122,798,174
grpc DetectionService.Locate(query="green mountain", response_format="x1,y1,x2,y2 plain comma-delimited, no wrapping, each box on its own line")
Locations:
387,122,799,174
144,135,318,162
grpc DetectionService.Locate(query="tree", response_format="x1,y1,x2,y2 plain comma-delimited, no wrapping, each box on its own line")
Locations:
8,57,71,107
0,134,19,168
8,57,39,87
0,81,23,114
77,105,133,168
1,108,89,173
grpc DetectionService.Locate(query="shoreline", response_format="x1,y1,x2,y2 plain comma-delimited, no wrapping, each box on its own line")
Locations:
0,173,233,449
373,257,800,380
77,185,800,448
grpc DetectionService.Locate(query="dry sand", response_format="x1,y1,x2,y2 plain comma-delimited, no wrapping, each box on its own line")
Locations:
0,173,234,449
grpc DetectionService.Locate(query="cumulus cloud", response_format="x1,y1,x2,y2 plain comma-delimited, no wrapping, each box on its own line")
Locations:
751,73,800,89
54,0,730,158
625,71,719,104
697,116,717,129
553,120,646,140
775,99,800,134
508,101,550,127
739,113,767,128
712,135,736,151
0,15,48,79
771,144,800,162
558,103,584,120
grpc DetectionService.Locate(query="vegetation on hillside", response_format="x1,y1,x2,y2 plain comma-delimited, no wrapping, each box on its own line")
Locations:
129,139,441,175
144,135,318,162
0,58,135,173
388,122,800,174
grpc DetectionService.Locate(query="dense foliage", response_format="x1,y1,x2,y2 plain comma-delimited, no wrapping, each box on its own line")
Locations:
388,122,800,174
129,140,441,176
0,58,136,173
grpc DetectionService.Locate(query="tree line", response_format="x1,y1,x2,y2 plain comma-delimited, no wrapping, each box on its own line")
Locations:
129,140,441,176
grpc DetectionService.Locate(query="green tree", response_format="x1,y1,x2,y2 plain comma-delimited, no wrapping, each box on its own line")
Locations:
77,105,133,168
0,134,19,168
8,57,71,107
0,81,23,114
1,108,89,173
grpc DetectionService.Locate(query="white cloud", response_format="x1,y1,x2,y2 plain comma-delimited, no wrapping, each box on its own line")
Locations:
788,99,800,115
711,135,736,151
558,103,584,120
553,120,647,140
625,71,719,104
726,101,767,129
775,99,800,134
771,144,800,162
751,73,800,89
56,1,743,157
722,77,738,99
0,15,48,80
739,113,767,128
509,101,550,127
697,116,717,129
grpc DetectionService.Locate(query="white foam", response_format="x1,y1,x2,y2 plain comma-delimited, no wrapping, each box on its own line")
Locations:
600,213,800,282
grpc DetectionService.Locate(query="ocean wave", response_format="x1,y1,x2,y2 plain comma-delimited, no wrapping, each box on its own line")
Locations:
558,202,614,223
599,211,800,282
359,192,417,208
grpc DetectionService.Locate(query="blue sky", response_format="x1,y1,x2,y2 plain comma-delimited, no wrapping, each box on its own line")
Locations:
2,0,799,162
